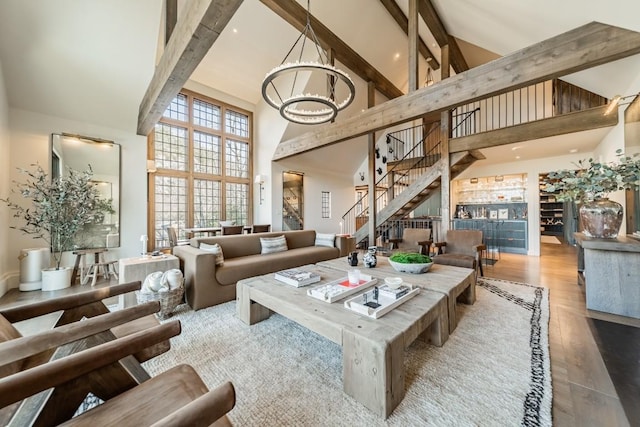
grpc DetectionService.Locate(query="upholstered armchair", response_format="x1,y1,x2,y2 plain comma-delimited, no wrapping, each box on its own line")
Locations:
432,229,486,277
388,228,433,255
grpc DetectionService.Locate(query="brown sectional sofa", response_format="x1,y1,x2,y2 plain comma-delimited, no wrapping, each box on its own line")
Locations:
173,230,350,310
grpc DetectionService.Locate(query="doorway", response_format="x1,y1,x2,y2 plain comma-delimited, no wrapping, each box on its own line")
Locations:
282,171,303,230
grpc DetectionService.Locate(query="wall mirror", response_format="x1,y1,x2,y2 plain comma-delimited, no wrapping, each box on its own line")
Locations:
282,171,303,230
51,133,121,249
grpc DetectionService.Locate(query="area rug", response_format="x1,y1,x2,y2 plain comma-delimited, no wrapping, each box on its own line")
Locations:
143,277,552,426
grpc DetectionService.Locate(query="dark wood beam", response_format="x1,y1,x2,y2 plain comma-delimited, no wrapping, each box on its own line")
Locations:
260,0,403,100
378,0,439,70
272,22,640,161
408,0,419,92
137,0,243,136
449,105,618,153
418,0,468,72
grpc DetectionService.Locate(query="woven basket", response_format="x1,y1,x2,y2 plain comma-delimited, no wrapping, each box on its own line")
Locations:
136,286,184,319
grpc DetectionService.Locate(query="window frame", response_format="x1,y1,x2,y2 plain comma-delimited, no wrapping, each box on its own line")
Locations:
147,89,253,249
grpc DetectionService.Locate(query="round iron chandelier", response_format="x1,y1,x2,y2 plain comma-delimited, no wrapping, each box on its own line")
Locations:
261,1,355,125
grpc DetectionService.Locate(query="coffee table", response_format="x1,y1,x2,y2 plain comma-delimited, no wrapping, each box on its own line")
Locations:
318,257,475,334
236,264,448,418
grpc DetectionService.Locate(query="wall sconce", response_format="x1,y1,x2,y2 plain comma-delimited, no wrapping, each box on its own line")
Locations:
359,172,365,181
375,148,380,159
495,175,504,182
255,174,265,205
470,178,478,184
377,167,383,175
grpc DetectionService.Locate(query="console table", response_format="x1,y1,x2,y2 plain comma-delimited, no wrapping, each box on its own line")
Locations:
575,233,640,319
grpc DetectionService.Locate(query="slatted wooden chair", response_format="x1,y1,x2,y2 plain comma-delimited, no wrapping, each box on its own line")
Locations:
0,317,236,426
0,282,172,425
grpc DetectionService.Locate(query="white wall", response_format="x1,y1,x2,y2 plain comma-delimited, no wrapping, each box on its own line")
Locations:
5,108,147,290
0,59,11,296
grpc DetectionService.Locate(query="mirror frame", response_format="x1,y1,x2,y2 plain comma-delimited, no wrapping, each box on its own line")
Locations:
50,132,121,250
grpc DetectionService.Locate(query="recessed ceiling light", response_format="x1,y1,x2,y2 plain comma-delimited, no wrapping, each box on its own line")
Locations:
394,53,401,60
232,28,238,33
569,148,578,153
515,155,521,159
511,146,522,151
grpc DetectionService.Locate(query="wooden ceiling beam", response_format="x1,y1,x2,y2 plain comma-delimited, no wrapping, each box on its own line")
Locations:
378,0,440,70
272,22,640,161
418,0,468,72
259,0,403,100
137,0,243,136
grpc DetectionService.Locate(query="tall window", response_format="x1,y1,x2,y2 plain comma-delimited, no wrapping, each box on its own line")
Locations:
149,90,252,248
321,191,331,218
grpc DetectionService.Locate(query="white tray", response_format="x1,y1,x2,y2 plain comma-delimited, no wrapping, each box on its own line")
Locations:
343,284,419,319
307,274,377,303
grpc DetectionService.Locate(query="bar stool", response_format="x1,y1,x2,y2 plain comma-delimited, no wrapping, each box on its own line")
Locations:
72,248,118,286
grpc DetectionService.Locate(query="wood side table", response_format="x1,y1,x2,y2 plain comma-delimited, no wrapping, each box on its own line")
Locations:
118,255,180,308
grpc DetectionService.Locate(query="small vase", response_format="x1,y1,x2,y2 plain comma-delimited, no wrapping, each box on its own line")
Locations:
579,198,623,239
347,251,358,266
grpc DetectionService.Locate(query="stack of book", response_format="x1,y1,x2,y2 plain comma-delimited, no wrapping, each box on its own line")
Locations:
378,284,410,300
274,268,321,287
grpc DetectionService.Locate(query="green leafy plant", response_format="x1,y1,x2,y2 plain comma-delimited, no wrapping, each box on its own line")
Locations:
543,150,640,202
389,252,432,264
1,164,114,270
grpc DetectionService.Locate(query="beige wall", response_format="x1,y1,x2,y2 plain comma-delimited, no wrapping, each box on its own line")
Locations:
0,59,10,296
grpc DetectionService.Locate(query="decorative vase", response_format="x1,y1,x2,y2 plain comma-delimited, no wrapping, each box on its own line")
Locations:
41,267,72,291
363,250,377,268
579,198,623,239
347,251,358,266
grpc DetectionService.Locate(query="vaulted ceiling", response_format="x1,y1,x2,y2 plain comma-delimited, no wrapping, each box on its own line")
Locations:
1,0,639,171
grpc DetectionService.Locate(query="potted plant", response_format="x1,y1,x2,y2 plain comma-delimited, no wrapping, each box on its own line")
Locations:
2,164,114,290
543,150,640,238
388,252,433,274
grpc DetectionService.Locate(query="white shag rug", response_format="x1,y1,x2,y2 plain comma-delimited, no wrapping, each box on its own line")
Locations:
143,277,552,426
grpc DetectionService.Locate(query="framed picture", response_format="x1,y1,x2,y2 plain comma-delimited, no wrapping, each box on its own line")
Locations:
489,210,498,219
498,208,509,219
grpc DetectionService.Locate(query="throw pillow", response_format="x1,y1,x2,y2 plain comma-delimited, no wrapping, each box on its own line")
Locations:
200,242,224,265
315,233,336,248
260,235,288,254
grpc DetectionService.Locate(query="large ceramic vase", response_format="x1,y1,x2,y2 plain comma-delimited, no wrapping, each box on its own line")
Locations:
579,198,623,239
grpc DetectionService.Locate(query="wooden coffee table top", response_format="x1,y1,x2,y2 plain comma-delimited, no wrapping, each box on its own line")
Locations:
237,263,447,346
318,257,476,334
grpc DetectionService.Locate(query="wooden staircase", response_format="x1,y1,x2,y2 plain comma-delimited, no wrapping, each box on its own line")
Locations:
353,149,484,244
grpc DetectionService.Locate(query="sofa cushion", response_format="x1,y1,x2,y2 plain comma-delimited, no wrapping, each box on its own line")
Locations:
314,233,336,247
215,246,339,285
200,242,224,265
260,235,288,254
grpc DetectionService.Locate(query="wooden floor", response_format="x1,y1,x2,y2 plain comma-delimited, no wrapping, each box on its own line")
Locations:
483,242,639,427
